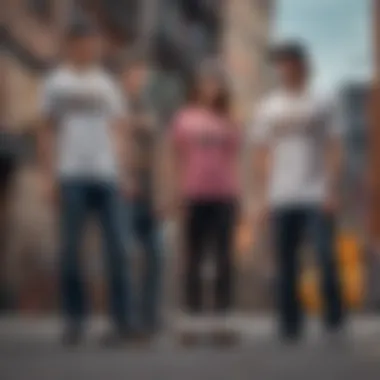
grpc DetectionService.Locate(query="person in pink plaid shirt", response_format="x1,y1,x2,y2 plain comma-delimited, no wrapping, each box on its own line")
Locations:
167,63,241,345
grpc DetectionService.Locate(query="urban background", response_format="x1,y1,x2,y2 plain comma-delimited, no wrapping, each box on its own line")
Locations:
1,0,379,315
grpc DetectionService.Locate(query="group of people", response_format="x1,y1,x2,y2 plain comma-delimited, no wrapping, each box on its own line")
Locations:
37,22,346,346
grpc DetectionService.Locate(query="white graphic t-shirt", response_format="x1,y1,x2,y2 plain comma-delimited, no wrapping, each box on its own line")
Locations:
251,89,343,207
40,65,125,181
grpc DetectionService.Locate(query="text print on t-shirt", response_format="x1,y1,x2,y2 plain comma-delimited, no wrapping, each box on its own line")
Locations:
272,109,315,139
196,130,231,149
54,92,109,117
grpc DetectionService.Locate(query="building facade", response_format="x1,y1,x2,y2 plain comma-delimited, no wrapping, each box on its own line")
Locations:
2,0,71,131
369,0,380,242
222,0,274,123
2,0,274,312
340,83,370,233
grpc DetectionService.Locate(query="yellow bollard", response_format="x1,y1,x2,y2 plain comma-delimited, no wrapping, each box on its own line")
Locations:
301,232,364,313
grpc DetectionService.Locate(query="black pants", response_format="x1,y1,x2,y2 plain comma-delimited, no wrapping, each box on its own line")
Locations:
0,154,16,311
0,155,15,197
272,206,345,338
184,200,236,313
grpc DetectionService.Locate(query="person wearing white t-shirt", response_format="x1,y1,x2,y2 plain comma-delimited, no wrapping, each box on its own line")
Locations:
38,23,131,345
251,42,345,341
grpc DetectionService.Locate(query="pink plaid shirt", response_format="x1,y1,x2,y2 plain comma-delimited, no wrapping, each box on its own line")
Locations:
170,107,240,201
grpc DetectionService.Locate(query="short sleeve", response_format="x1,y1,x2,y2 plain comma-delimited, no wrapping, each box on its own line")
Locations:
249,101,273,145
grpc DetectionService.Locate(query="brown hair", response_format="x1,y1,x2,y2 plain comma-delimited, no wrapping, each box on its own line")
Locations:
186,71,232,116
269,41,310,75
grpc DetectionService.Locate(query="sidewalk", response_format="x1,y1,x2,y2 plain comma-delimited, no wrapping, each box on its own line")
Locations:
1,315,380,380
1,314,380,343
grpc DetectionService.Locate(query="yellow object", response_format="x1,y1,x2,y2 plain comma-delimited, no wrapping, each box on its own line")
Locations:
301,232,364,313
235,219,255,263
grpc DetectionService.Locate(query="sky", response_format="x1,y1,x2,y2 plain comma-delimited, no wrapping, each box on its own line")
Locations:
274,0,373,91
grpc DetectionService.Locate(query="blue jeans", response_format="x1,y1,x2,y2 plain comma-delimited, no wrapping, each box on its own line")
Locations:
128,200,162,331
59,179,131,331
272,206,345,338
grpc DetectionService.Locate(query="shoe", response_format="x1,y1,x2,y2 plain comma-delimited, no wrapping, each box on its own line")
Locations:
209,314,239,347
99,329,133,348
280,330,303,345
210,328,240,347
62,325,84,347
179,330,201,347
325,325,350,347
0,287,13,312
131,330,157,347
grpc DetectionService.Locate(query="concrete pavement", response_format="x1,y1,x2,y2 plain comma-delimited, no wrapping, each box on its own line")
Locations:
0,315,380,380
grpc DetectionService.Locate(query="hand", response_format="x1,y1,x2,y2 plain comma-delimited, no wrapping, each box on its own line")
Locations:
323,195,339,215
121,179,140,199
252,203,270,231
156,199,184,221
40,175,59,206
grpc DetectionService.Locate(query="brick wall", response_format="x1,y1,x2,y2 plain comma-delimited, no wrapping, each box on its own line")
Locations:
3,0,72,128
3,55,41,131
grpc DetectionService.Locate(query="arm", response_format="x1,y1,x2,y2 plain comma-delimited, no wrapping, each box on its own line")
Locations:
37,117,56,179
157,130,182,219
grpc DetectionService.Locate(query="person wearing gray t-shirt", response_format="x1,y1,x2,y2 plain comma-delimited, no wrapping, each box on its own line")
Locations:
38,23,132,346
251,42,346,342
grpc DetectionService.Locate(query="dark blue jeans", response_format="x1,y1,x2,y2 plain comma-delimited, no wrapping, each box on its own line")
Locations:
129,199,162,331
272,206,345,338
59,179,131,331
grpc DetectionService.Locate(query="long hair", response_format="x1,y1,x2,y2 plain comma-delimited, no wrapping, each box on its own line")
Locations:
185,71,232,117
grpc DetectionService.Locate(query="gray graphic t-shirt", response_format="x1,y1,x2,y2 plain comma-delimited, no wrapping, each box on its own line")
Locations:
251,89,343,207
40,66,125,181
